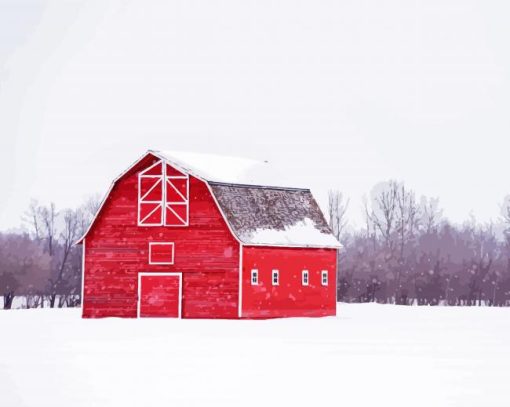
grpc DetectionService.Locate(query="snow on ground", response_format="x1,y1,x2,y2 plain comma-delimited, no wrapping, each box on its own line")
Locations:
1,304,509,407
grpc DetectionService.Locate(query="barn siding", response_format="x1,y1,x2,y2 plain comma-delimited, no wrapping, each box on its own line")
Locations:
241,246,337,318
83,155,239,318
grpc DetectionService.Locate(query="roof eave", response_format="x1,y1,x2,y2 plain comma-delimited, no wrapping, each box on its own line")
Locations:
241,242,343,250
76,150,161,244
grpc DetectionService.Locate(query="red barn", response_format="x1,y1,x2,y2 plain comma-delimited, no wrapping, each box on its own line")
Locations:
78,150,341,319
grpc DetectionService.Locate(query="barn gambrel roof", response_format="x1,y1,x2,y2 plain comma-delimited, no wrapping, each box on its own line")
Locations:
209,183,340,248
78,150,341,248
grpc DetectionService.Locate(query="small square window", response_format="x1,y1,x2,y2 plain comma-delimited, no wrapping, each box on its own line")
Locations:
302,270,309,286
272,270,279,286
251,269,258,285
321,270,328,286
149,242,174,265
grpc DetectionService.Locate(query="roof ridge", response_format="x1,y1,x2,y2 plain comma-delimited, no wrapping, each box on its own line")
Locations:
208,181,310,192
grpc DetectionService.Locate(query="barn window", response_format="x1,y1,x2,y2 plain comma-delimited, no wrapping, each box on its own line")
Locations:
138,160,189,226
272,269,279,286
302,270,309,286
251,269,258,285
321,270,328,286
149,242,175,265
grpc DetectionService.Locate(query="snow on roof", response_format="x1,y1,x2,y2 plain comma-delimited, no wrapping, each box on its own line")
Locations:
152,150,302,188
210,184,341,248
241,218,341,247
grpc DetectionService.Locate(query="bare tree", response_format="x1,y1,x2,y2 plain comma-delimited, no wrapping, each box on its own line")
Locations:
84,193,101,218
328,190,349,242
78,194,101,237
396,183,420,259
394,184,420,303
38,202,58,256
24,200,42,241
48,209,83,308
23,202,86,308
365,181,399,255
467,222,498,306
0,233,50,309
364,182,406,302
420,197,443,234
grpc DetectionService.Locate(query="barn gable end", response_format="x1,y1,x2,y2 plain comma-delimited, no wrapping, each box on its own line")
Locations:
82,153,240,318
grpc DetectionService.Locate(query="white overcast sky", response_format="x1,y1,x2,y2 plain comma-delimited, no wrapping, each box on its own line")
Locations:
0,0,509,231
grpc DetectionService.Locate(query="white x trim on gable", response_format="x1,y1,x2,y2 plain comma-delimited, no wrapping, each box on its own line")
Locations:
137,160,189,227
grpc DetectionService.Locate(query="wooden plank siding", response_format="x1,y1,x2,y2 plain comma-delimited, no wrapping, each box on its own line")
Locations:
241,246,337,318
83,154,240,318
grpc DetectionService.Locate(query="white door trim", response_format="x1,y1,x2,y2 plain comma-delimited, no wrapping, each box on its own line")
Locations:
137,272,182,318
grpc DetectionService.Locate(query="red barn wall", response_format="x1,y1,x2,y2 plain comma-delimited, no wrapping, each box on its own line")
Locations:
241,246,337,318
83,154,240,318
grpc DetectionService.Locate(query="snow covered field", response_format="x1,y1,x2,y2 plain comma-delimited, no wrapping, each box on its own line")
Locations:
1,304,508,407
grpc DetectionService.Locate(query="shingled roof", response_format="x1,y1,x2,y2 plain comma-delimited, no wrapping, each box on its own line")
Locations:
209,183,341,248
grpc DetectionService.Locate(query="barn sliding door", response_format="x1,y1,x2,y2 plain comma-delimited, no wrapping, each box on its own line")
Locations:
138,273,182,318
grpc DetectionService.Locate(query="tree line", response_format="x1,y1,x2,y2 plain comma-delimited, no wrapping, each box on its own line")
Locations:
1,182,509,309
0,198,99,309
329,182,510,306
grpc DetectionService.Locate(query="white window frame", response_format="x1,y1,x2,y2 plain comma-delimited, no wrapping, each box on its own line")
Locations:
302,270,309,286
272,269,279,286
251,269,258,285
138,160,189,227
148,242,175,265
321,270,328,286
